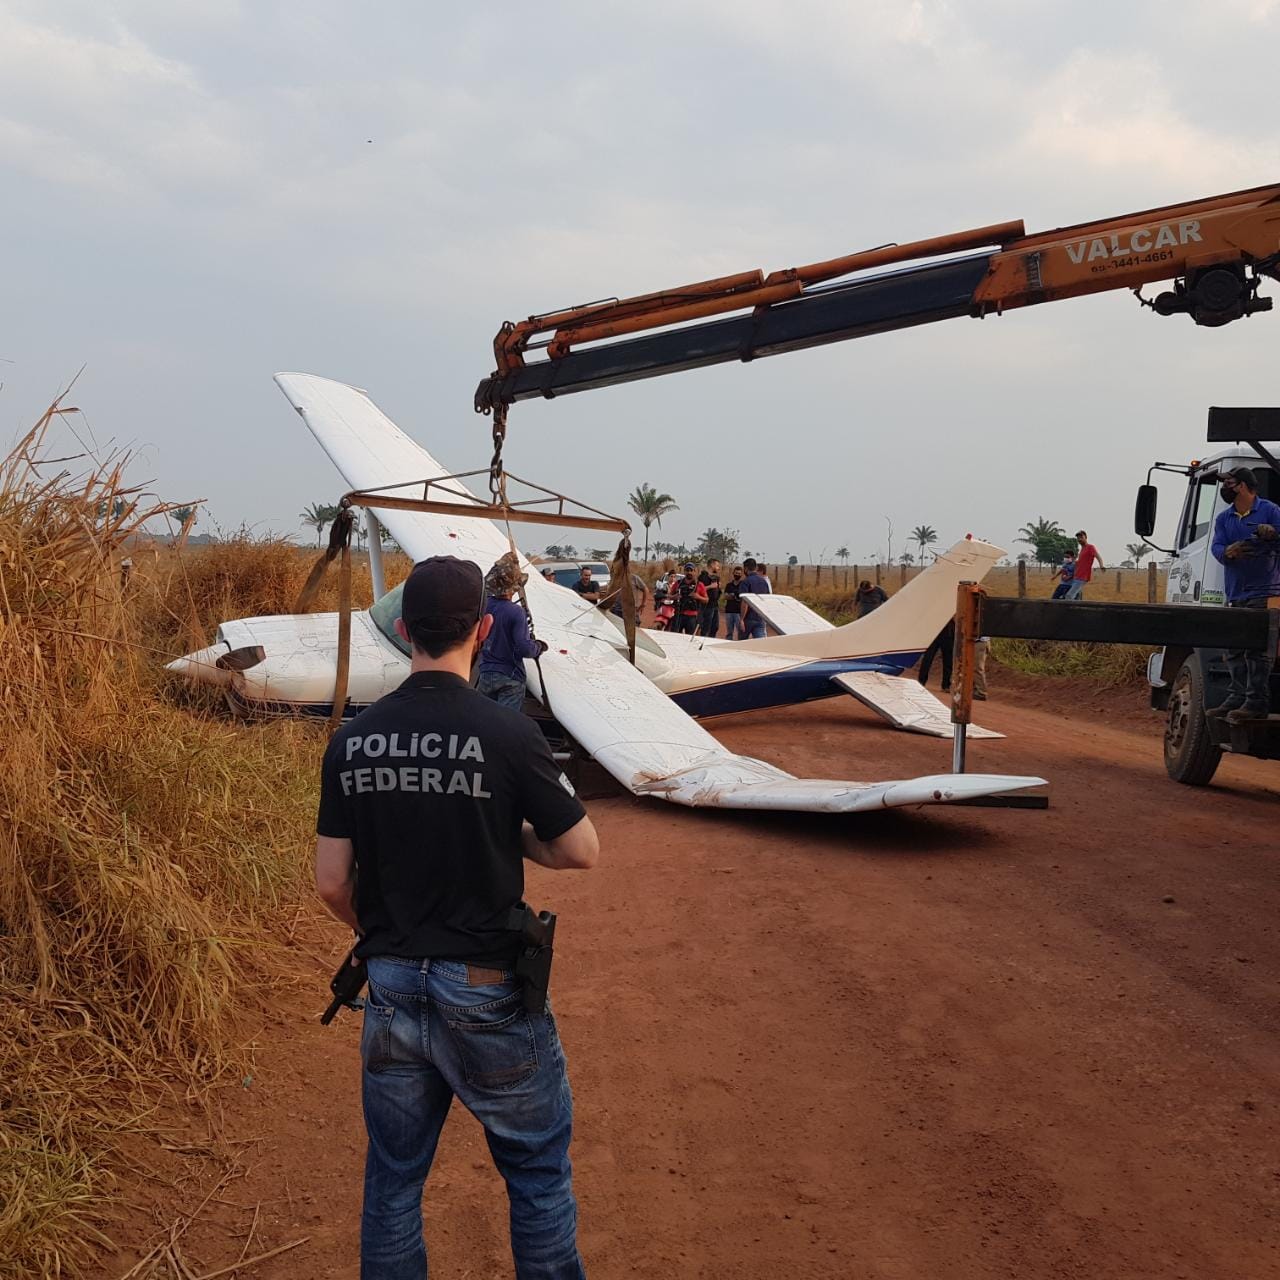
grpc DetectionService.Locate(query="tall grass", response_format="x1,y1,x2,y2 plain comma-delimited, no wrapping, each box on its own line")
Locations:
0,406,389,1276
987,638,1149,686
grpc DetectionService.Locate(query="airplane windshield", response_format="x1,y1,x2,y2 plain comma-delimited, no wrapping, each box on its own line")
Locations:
369,582,410,656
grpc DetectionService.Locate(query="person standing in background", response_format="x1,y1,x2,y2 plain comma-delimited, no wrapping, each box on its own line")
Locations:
722,566,745,640
1064,532,1103,600
476,554,546,711
973,635,991,700
738,558,772,639
918,618,955,693
853,579,888,617
698,559,721,637
1050,551,1076,599
1207,466,1280,723
673,562,707,635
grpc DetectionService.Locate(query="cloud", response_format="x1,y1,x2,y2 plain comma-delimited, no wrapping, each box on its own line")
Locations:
0,0,1276,562
0,7,258,198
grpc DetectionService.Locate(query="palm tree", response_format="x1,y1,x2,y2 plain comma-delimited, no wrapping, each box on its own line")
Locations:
911,525,938,562
627,483,679,562
1017,516,1069,566
300,501,335,546
1126,541,1151,565
899,549,915,566
695,527,739,563
835,545,850,563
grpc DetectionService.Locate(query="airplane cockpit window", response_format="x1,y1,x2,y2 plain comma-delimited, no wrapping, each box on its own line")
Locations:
369,582,410,656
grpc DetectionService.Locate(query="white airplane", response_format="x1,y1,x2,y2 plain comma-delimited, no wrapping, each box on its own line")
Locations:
168,374,1044,814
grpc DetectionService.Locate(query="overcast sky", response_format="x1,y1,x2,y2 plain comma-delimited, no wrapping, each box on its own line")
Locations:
4,0,1279,566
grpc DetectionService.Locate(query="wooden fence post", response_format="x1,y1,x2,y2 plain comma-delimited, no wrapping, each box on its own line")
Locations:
815,563,822,585
1147,561,1157,603
787,562,793,586
1017,560,1027,597
875,562,882,586
1116,570,1122,594
899,563,906,587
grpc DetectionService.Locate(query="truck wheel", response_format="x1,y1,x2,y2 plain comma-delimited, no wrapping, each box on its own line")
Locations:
1164,654,1222,786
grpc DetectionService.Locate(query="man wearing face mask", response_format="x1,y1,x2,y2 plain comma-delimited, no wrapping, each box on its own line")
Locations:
315,556,599,1279
1209,467,1280,723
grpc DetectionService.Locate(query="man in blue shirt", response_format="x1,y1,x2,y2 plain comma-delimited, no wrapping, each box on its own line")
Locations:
1051,552,1076,599
477,555,547,710
738,557,772,640
1208,466,1280,723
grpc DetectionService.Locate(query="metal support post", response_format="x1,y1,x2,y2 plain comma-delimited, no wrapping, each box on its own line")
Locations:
366,509,385,601
951,580,983,774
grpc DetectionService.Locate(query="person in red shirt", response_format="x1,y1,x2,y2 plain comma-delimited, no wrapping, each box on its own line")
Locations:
1063,530,1104,600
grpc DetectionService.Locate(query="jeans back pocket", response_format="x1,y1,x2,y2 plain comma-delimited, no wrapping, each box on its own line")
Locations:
444,993,538,1091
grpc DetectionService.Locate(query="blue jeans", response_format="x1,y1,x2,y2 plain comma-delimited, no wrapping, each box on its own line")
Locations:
723,611,741,640
698,605,719,638
1227,596,1273,709
745,617,767,639
360,956,585,1280
476,670,527,711
1063,579,1085,601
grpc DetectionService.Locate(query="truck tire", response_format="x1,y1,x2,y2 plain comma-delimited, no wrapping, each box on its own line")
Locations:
1163,653,1222,786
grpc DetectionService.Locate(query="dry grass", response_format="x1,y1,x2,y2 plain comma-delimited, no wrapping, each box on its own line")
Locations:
987,638,1150,686
0,403,403,1277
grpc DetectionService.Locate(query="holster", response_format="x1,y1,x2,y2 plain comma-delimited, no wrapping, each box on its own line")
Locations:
507,901,556,1015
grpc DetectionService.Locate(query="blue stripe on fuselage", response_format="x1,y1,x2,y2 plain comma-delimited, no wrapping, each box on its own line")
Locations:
670,653,923,719
229,652,925,723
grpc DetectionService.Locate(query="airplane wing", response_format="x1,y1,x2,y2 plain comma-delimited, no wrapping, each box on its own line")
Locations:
831,671,1003,740
276,373,1044,813
738,593,835,636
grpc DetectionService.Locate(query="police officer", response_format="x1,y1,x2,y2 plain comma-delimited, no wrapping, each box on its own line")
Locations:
315,556,599,1280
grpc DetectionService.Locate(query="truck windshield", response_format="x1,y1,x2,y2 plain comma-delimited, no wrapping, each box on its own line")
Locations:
368,582,410,656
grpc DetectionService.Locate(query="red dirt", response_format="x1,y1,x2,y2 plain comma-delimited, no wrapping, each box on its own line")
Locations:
107,674,1280,1279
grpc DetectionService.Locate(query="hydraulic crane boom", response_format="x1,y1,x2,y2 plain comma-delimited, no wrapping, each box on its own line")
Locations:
475,182,1280,411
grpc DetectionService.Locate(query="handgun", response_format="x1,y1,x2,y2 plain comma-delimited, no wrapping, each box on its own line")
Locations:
508,902,556,1015
321,947,368,1025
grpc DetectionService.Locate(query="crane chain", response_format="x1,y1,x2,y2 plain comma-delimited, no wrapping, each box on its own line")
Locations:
489,401,508,507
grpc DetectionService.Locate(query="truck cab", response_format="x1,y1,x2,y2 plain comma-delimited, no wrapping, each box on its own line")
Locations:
1139,449,1280,783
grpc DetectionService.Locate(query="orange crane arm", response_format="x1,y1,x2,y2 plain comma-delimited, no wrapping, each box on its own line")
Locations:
476,181,1280,411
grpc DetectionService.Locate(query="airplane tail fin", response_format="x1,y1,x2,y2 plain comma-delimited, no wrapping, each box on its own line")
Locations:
739,539,1004,663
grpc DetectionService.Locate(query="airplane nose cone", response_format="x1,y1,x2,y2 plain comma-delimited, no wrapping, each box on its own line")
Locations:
166,645,234,687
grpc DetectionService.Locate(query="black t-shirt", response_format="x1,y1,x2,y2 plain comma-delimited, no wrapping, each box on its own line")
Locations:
316,670,585,964
723,578,743,608
570,578,598,598
698,569,721,607
675,575,702,615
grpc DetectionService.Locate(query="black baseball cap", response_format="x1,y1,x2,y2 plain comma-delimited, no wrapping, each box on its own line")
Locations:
400,556,485,632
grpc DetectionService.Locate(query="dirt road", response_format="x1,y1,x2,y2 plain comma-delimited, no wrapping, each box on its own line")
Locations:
111,678,1279,1279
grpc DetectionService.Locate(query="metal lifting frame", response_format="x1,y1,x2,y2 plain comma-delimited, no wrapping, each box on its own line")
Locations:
293,472,635,733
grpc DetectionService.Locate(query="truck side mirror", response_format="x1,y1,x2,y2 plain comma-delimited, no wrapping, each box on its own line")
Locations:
1134,484,1158,537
